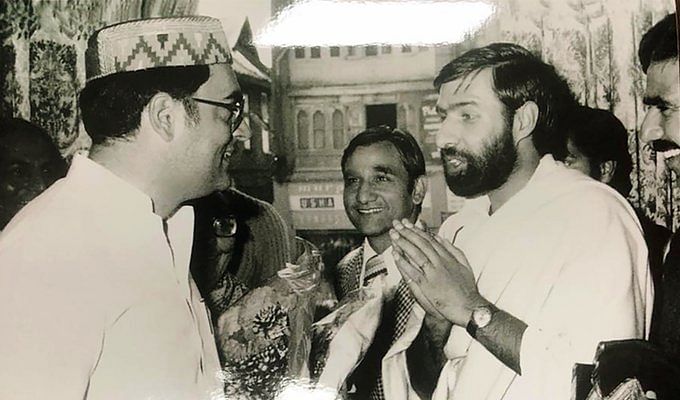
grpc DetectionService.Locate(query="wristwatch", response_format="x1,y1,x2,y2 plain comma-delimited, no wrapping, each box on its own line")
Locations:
466,305,495,339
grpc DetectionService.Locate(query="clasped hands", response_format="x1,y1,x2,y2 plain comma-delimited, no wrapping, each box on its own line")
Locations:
389,219,488,327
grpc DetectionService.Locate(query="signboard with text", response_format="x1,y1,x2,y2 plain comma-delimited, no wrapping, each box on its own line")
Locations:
289,182,353,230
421,94,441,162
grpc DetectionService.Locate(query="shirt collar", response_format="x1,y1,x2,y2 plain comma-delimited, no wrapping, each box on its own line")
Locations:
360,219,424,267
67,154,155,215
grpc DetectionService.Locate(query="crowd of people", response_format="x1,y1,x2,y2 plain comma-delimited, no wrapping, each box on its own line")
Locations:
0,11,677,400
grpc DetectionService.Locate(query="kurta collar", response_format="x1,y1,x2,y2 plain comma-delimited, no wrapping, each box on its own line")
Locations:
462,154,563,218
68,155,155,215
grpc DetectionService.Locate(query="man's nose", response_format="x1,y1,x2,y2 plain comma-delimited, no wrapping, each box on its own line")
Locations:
640,109,664,144
435,118,460,149
356,181,375,203
233,119,252,142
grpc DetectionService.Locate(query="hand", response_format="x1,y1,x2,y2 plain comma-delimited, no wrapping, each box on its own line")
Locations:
389,219,488,327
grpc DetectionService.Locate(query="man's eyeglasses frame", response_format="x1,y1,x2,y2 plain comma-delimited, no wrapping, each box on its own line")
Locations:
192,96,245,134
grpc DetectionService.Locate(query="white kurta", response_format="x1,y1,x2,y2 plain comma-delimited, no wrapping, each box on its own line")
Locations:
0,156,223,400
383,155,653,400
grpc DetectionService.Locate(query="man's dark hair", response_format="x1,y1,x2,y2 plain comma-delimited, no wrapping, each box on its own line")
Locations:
434,42,577,157
639,13,678,73
341,125,426,192
0,117,63,163
0,117,51,143
563,106,633,197
79,65,210,146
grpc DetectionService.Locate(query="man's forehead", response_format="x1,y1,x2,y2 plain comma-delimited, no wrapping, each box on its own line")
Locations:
348,142,401,165
197,63,240,97
645,59,680,98
437,68,492,106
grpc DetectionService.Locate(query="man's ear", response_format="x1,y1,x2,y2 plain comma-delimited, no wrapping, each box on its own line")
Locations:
146,92,179,142
512,101,539,145
411,175,428,206
599,160,617,184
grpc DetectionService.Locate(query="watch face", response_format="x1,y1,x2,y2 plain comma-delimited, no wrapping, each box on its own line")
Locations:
473,306,493,328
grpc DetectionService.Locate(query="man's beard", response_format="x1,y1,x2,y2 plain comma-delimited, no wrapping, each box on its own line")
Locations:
442,125,518,198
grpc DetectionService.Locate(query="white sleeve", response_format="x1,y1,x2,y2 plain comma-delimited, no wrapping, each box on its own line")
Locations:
0,247,103,399
512,195,652,399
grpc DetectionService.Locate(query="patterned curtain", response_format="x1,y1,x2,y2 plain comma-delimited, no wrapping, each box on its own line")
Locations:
455,0,677,229
0,0,198,159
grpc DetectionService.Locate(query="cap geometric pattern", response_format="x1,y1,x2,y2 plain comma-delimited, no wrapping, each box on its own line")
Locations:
85,16,232,82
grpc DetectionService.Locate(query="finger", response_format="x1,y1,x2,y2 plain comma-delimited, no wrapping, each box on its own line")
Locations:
433,234,472,270
393,249,426,283
394,252,447,319
392,220,440,266
390,226,431,268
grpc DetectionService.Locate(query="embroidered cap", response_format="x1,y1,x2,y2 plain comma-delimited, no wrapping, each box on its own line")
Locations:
85,16,232,82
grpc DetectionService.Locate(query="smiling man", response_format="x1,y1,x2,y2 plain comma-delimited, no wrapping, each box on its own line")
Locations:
0,17,249,399
336,125,427,399
637,12,680,361
387,43,652,400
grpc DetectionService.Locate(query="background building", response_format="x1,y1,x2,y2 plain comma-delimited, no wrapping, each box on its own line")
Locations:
270,0,469,264
228,18,276,203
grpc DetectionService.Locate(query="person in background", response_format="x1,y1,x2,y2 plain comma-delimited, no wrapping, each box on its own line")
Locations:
574,14,680,400
0,117,67,230
388,42,651,400
637,11,680,361
0,16,249,399
190,187,295,319
337,125,428,399
558,105,671,319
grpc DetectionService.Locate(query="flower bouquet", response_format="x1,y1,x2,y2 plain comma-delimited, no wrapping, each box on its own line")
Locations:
215,238,336,399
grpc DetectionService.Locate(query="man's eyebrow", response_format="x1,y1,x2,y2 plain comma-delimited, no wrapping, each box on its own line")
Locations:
373,165,397,175
223,91,244,101
436,101,478,113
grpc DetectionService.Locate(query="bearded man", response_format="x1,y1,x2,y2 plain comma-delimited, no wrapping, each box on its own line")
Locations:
385,43,652,400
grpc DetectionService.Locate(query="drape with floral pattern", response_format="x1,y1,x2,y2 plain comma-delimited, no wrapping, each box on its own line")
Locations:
0,0,197,159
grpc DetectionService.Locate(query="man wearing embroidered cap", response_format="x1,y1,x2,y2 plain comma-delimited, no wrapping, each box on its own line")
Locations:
0,16,247,399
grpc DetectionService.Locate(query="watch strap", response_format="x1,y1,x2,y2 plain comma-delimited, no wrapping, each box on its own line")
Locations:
466,316,479,338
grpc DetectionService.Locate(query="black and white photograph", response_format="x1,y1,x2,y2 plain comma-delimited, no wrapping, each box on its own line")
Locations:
0,0,678,399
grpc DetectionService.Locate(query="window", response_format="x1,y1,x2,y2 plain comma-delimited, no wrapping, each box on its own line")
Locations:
330,46,340,57
242,93,251,150
311,46,321,58
297,110,309,149
332,110,344,149
294,47,305,58
401,45,412,53
366,104,397,128
381,45,392,54
347,46,355,56
313,111,326,149
365,45,378,56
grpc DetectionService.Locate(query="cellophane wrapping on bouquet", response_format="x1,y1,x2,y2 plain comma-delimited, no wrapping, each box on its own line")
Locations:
215,239,336,399
309,286,384,394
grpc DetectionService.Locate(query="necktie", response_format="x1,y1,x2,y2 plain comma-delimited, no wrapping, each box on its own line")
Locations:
368,278,416,399
391,278,416,342
363,254,388,287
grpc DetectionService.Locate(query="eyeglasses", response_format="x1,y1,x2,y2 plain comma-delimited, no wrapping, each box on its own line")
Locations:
192,95,244,134
212,216,237,237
